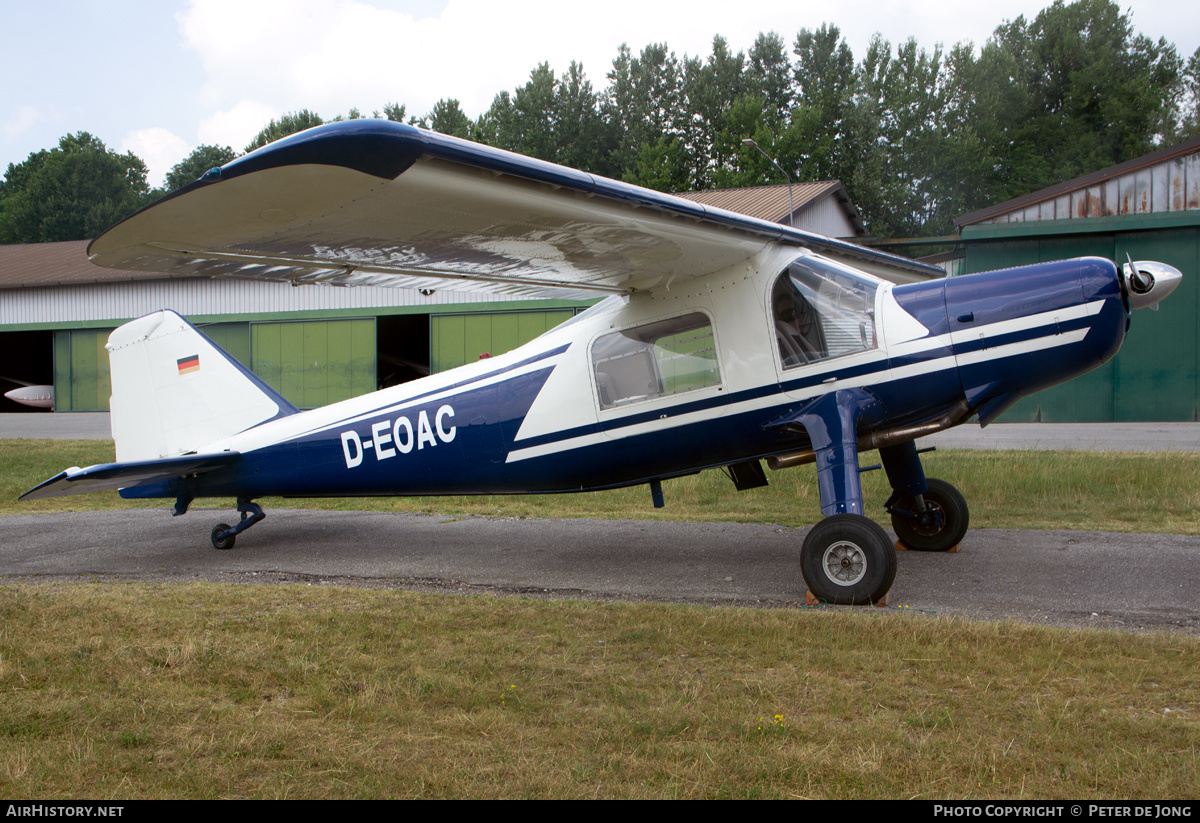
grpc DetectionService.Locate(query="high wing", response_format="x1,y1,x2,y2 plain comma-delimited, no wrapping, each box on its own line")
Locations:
88,121,939,298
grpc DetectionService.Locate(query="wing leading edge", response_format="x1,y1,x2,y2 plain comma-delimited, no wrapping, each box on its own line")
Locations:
88,121,940,299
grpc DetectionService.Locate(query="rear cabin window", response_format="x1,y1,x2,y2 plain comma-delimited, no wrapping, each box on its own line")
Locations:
592,312,720,410
772,256,879,369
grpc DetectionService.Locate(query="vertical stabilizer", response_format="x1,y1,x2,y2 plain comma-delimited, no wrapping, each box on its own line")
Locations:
107,311,297,461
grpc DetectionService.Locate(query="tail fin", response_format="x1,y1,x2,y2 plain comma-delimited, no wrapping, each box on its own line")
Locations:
107,310,298,461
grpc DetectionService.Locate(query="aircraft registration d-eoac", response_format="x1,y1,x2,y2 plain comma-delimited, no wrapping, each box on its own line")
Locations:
22,121,1183,605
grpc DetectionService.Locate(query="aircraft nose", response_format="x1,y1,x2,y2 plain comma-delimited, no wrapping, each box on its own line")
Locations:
1123,260,1182,311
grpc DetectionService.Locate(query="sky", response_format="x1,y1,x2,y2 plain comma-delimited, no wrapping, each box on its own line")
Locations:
4,0,1198,188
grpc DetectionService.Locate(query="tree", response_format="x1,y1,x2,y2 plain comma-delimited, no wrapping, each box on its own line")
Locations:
480,64,558,160
0,132,152,244
422,98,472,138
475,63,614,175
375,102,409,123
845,36,946,237
746,32,793,128
551,62,616,176
978,0,1182,200
164,144,238,193
603,43,685,180
677,36,747,189
245,109,325,153
1178,46,1200,139
791,25,857,185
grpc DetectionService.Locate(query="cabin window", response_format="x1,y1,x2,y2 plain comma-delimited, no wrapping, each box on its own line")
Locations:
772,256,879,369
592,312,721,410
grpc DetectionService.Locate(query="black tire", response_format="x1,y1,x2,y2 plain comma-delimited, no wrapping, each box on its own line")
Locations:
801,514,896,605
890,478,969,552
211,523,235,550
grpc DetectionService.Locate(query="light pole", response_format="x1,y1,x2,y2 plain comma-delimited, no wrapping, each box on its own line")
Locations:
742,138,794,229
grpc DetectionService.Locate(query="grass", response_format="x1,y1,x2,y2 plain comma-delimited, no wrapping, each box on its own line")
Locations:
2,439,1198,798
1,583,1197,799
4,439,1198,534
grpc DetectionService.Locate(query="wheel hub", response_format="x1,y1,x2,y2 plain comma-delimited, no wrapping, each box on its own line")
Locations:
911,501,946,536
823,540,867,586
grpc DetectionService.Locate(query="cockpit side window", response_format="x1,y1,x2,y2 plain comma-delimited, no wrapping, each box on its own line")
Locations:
592,312,720,410
773,256,879,369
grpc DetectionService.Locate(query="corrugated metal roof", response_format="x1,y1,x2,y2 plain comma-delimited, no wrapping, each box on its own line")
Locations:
0,240,193,289
676,181,865,235
955,135,1200,227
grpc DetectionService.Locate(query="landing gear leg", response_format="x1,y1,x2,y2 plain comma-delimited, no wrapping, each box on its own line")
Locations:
210,498,266,550
881,441,969,552
786,390,897,605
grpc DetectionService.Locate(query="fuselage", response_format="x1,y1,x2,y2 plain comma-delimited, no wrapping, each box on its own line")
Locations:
122,246,1128,502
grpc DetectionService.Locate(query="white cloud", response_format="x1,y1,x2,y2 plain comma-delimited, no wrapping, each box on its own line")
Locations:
3,106,45,142
120,127,191,189
197,99,280,152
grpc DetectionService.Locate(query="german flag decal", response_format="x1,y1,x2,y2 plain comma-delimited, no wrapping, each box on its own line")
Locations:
177,354,200,375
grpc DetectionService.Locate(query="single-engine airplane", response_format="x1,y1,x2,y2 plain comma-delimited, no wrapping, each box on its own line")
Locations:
20,120,1183,605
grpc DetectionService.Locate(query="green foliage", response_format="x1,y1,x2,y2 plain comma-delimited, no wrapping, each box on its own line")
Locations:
0,132,152,244
791,25,856,185
1181,46,1200,139
605,43,685,180
376,102,409,123
422,98,472,139
164,144,238,193
625,135,692,192
745,32,792,128
974,0,1182,203
480,62,616,176
244,109,325,153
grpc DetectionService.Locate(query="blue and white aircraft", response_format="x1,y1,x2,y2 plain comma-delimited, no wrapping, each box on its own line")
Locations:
21,121,1183,605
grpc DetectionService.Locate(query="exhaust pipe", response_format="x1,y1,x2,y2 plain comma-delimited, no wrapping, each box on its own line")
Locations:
766,400,971,470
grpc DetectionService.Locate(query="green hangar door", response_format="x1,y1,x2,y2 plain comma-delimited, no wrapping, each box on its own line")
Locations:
53,328,114,411
252,318,376,409
431,310,576,373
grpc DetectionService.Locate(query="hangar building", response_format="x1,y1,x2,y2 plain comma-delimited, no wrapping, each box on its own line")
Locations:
955,135,1200,422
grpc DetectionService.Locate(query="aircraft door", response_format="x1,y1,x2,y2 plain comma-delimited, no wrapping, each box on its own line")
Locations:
771,254,882,398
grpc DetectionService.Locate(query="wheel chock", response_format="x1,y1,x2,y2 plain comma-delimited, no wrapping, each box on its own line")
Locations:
895,540,961,553
806,590,888,607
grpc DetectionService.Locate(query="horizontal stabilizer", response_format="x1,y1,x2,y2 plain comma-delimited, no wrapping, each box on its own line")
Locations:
20,452,240,501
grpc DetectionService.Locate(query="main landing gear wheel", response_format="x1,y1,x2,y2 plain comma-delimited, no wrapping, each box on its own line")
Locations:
801,514,896,605
211,523,235,550
890,478,969,552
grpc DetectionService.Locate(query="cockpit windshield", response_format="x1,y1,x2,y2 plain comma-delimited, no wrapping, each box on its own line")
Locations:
772,255,879,369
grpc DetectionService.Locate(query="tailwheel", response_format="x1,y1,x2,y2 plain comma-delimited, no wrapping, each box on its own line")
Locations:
208,499,266,550
889,478,968,552
801,514,896,605
211,523,235,550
